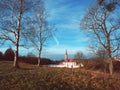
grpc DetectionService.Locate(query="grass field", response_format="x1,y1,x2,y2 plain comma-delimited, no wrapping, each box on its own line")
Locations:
0,61,120,90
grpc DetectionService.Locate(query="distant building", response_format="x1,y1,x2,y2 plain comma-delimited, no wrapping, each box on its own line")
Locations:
50,50,83,68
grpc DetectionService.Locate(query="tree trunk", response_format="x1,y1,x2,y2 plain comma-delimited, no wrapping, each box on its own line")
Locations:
38,57,41,67
13,0,22,68
38,20,42,67
109,58,113,75
107,47,113,75
13,41,19,68
107,32,113,75
107,49,113,75
38,51,41,67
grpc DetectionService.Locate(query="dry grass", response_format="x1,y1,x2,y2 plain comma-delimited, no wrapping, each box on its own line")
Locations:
0,61,120,90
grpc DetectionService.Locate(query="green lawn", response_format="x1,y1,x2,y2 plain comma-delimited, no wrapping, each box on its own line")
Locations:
0,61,120,90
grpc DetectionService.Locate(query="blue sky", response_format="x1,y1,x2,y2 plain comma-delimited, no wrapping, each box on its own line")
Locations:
0,0,96,60
42,0,96,60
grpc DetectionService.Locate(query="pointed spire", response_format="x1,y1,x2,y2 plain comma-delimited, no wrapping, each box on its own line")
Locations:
65,50,68,55
65,50,68,62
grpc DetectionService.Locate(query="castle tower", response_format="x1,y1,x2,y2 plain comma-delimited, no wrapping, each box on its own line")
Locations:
65,50,68,62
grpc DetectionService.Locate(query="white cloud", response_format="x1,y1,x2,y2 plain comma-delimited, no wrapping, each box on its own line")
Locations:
75,37,90,43
52,34,60,46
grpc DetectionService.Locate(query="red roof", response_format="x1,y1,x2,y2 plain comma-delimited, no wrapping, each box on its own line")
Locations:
69,58,73,62
64,58,73,62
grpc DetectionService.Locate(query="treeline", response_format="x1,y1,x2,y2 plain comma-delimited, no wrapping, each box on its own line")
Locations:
0,48,57,65
19,57,55,65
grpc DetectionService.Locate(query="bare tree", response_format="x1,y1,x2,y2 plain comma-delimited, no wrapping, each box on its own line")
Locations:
0,0,42,68
0,0,23,68
80,1,120,74
89,46,108,59
74,51,85,60
96,49,108,59
25,1,54,66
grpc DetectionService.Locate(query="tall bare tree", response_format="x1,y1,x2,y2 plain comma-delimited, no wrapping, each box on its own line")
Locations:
25,1,54,66
0,0,23,68
80,1,120,74
0,0,42,68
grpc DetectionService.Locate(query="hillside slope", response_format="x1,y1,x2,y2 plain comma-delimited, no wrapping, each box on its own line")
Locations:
0,61,120,90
